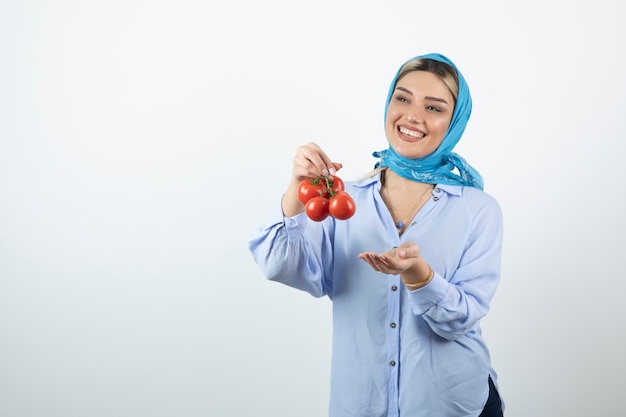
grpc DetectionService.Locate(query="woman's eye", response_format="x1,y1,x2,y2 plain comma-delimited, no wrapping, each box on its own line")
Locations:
394,95,409,103
426,105,442,112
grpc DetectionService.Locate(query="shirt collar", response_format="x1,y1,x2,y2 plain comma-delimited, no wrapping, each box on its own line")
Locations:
353,172,463,196
435,183,463,196
353,172,382,188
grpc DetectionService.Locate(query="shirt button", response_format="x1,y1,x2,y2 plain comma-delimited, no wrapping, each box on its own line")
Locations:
433,196,439,202
391,285,398,291
389,360,396,366
390,322,397,328
435,188,441,193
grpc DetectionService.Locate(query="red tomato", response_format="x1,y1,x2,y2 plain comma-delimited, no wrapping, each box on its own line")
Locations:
328,176,344,194
305,196,330,221
297,178,327,204
328,191,356,220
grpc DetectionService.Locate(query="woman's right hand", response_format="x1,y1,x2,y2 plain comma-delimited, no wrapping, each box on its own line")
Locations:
291,142,343,182
282,142,343,217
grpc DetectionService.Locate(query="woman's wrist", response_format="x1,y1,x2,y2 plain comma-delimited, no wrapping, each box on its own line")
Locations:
282,178,305,217
401,260,434,290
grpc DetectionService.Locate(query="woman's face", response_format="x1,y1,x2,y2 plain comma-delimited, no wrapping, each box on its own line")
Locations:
385,70,455,159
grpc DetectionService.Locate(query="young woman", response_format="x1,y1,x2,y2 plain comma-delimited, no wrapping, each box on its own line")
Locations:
249,53,504,417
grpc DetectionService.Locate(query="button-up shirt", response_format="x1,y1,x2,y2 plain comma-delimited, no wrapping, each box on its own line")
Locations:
248,172,503,417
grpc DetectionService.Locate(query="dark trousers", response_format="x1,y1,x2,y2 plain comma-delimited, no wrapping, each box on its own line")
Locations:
479,376,504,417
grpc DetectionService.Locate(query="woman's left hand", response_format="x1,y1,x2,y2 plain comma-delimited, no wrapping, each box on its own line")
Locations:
358,242,420,275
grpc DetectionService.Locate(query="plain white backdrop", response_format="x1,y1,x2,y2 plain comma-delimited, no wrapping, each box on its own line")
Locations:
1,1,624,416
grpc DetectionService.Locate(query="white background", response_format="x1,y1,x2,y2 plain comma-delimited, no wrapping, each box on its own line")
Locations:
1,1,624,416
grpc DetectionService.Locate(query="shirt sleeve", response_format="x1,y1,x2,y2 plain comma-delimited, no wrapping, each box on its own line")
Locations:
406,194,504,341
247,200,333,298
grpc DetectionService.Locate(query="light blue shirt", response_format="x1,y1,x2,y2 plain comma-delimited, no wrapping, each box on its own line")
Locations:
248,172,504,417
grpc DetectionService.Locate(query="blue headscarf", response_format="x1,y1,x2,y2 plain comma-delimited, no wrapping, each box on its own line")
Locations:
373,53,484,190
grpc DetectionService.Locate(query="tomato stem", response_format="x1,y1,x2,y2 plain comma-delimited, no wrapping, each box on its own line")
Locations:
321,175,336,198
309,175,339,198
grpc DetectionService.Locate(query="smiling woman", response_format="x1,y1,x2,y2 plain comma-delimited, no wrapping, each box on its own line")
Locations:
249,53,504,417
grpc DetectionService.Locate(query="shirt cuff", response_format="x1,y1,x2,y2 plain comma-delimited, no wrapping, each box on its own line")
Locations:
407,272,448,315
266,200,308,239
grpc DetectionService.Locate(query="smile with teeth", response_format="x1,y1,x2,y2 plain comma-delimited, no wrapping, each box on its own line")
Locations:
399,126,425,139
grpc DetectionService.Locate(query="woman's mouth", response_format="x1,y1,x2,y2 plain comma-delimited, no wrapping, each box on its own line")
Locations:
398,126,425,141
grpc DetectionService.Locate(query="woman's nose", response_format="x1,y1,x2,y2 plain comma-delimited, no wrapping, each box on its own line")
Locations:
406,110,422,123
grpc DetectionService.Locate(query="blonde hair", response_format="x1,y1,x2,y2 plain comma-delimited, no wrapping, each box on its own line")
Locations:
396,58,459,102
357,166,386,182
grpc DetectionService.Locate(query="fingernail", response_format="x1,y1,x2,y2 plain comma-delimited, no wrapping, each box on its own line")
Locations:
330,167,336,176
322,168,329,176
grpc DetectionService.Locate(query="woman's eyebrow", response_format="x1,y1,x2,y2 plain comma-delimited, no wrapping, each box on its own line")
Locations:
395,86,449,105
395,86,413,95
425,96,449,105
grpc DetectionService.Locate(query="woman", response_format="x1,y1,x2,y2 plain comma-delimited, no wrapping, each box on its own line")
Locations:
248,53,504,417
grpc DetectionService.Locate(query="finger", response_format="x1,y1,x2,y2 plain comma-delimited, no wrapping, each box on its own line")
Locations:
397,243,419,259
368,254,383,271
376,256,393,273
293,157,322,179
331,162,343,174
372,255,392,272
360,253,381,272
357,252,371,261
302,142,337,177
378,256,401,273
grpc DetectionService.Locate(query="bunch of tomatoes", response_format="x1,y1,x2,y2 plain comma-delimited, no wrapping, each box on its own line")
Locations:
297,175,356,221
